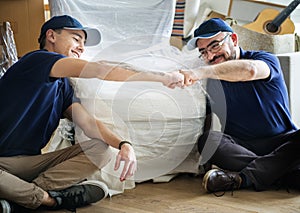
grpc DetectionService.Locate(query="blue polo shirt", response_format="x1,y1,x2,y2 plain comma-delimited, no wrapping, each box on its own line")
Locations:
0,50,75,157
207,48,297,141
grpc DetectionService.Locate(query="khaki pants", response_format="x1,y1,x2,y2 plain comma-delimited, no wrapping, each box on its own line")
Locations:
0,139,112,209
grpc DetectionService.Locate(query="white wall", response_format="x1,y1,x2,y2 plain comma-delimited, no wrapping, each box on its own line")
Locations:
200,0,231,16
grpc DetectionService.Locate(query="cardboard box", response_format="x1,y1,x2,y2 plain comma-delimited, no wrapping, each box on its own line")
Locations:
0,0,45,57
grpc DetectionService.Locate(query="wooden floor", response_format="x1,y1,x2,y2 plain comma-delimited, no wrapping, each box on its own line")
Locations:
36,173,300,213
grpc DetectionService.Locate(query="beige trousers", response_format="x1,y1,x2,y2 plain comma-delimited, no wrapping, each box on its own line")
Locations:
0,139,112,209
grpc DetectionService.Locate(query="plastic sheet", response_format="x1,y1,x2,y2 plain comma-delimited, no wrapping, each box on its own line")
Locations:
0,22,18,78
49,0,176,60
48,0,206,195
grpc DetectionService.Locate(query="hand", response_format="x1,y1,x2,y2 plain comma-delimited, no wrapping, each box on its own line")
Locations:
162,71,184,89
179,70,199,86
114,143,137,181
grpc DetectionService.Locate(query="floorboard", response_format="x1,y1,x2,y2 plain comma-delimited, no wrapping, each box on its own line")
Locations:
36,174,300,213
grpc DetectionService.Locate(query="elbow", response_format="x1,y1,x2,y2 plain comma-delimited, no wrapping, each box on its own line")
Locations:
245,60,269,81
244,62,258,81
248,69,257,80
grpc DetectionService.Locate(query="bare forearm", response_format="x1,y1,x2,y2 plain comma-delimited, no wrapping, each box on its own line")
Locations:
70,103,122,149
197,59,270,82
51,58,140,80
85,60,183,88
84,119,122,149
91,61,168,82
52,58,183,87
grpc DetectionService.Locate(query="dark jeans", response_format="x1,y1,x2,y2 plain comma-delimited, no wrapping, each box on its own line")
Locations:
198,129,300,191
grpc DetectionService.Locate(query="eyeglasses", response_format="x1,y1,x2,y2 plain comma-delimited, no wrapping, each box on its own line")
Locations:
198,34,231,59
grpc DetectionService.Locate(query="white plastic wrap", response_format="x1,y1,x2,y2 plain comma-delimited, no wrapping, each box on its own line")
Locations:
49,0,206,194
0,22,18,78
49,0,176,60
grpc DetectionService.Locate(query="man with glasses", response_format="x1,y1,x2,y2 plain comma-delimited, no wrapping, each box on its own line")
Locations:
181,18,300,194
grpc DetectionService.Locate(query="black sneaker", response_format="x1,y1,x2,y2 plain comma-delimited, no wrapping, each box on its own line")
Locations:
0,200,11,213
48,180,108,211
202,168,242,196
0,199,30,213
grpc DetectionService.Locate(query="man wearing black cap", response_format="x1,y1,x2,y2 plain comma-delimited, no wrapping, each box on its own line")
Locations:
0,15,184,212
181,18,300,194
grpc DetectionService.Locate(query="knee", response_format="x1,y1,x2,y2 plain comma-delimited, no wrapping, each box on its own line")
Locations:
198,131,226,150
85,139,113,155
80,139,113,166
290,129,300,141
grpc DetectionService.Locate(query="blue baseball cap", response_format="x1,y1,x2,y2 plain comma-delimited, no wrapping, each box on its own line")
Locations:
187,18,233,50
38,15,101,46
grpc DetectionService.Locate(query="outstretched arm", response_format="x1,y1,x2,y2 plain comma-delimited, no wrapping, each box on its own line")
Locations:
64,102,137,181
50,58,184,89
180,59,270,86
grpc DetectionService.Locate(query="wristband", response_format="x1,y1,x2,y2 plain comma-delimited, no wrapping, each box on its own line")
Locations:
118,141,132,150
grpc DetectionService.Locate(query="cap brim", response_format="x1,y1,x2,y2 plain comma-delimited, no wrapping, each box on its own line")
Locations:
84,27,101,46
186,31,222,50
64,27,101,46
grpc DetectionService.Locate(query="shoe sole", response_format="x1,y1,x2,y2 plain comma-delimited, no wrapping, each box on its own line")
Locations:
202,168,219,193
0,200,11,213
78,180,109,201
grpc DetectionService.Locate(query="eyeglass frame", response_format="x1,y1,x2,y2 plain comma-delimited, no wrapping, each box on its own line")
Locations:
198,33,231,59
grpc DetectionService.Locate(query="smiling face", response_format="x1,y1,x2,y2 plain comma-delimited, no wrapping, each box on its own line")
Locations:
196,32,239,65
44,29,86,58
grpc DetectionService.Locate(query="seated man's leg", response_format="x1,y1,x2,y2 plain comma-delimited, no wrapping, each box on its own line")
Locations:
198,131,258,194
200,130,300,193
283,168,300,190
198,130,257,171
33,139,113,190
0,139,113,210
242,139,300,191
0,169,44,209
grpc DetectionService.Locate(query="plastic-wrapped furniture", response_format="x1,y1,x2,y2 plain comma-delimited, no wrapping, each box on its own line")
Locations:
0,22,18,78
48,0,207,195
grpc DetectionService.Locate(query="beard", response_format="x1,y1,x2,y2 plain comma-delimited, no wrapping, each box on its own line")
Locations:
208,45,237,65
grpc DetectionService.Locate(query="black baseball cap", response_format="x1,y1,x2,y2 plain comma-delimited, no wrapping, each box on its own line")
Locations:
38,15,101,46
187,18,233,50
